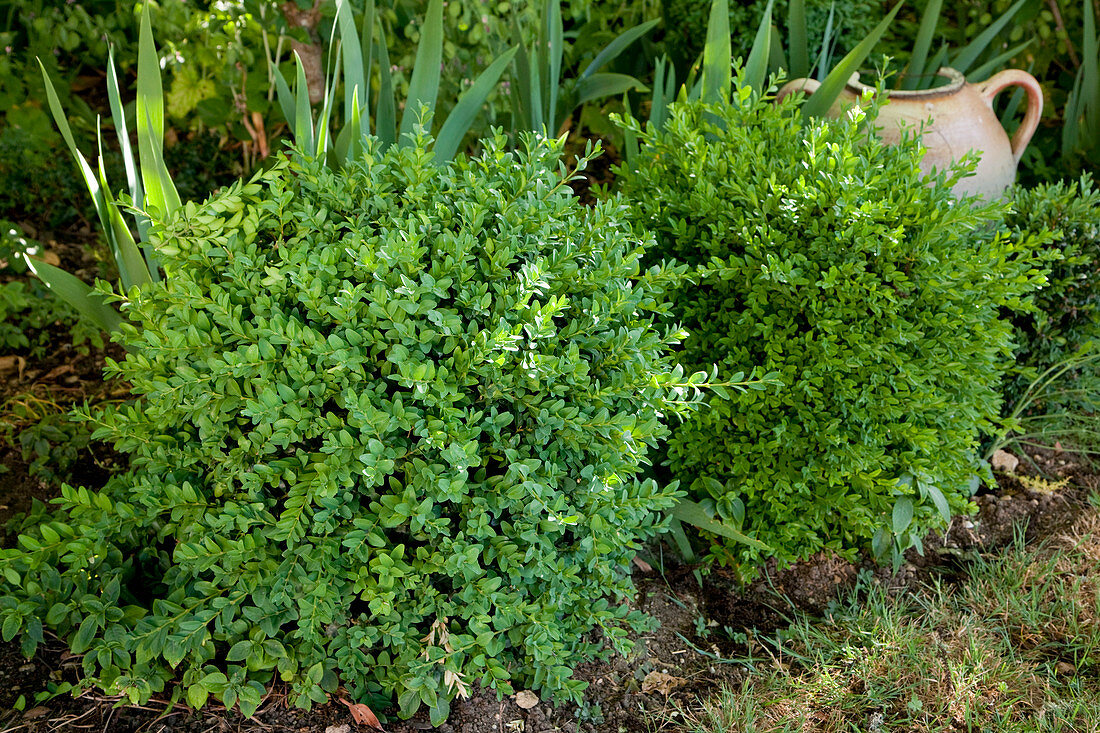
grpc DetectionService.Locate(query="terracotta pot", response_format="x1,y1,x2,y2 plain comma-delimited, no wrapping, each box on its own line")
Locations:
776,67,1044,199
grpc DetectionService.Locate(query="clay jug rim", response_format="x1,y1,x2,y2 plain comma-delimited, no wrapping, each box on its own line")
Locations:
847,67,966,99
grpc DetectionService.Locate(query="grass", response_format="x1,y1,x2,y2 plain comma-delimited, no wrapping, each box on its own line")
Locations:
674,514,1100,732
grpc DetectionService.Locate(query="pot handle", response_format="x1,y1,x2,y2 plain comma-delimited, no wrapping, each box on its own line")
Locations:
775,78,821,103
978,69,1044,164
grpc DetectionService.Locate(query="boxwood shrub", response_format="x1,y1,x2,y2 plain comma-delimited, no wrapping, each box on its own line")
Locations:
0,133,698,723
617,92,1043,574
1004,175,1100,404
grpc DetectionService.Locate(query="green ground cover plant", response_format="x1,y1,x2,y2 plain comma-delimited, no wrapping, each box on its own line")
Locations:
677,520,1100,732
0,130,736,724
618,86,1046,575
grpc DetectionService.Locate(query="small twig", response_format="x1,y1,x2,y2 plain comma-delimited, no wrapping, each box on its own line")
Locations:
1046,0,1080,68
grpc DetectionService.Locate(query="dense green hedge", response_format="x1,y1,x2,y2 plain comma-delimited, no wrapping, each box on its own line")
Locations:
0,133,699,723
1004,175,1100,403
618,92,1044,574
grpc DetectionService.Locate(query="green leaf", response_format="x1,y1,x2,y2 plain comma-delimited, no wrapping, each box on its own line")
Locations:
22,257,123,333
72,615,98,654
434,46,518,162
97,126,150,291
399,0,444,141
227,639,253,662
429,697,450,727
293,52,315,154
871,526,891,558
376,20,397,148
667,517,694,562
573,73,649,108
924,483,952,525
106,47,150,250
273,62,296,135
950,0,1028,75
650,55,674,132
967,40,1034,82
743,0,774,93
580,19,659,80
671,499,770,551
903,0,943,89
336,0,365,120
701,0,731,104
802,1,902,120
187,683,209,710
2,614,20,642
892,497,914,535
546,0,563,132
788,0,809,78
335,88,364,164
136,2,180,218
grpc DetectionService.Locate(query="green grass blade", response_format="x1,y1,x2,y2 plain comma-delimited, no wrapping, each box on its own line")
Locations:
902,0,943,89
580,19,660,80
294,52,316,154
547,0,563,132
136,1,180,218
399,0,443,141
434,46,518,161
789,0,809,78
573,72,649,107
950,0,1027,74
701,0,731,104
22,257,123,333
744,0,775,93
671,499,770,551
336,0,364,120
802,0,902,120
376,20,397,148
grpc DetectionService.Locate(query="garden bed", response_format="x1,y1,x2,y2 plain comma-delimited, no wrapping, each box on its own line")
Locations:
1,369,1094,733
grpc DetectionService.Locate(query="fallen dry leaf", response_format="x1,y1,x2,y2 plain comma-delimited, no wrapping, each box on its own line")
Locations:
514,690,539,709
0,355,25,379
338,697,385,731
632,556,654,573
641,671,687,696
